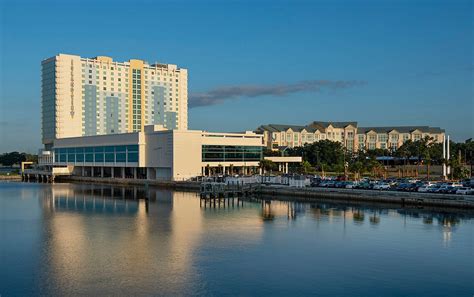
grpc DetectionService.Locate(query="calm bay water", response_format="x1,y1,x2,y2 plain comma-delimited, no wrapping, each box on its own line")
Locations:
0,182,473,297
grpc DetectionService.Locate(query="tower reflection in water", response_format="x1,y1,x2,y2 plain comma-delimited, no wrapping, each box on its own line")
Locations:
36,183,470,296
38,183,266,296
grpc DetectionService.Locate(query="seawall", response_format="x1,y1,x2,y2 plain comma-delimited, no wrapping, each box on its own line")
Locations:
257,185,474,209
51,176,474,210
57,175,201,191
0,175,22,181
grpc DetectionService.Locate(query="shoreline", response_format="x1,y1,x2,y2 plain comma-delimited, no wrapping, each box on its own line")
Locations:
50,176,474,210
0,175,22,181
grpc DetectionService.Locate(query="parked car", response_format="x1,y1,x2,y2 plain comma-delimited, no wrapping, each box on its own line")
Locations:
399,183,417,192
418,185,434,193
373,183,391,190
447,186,461,194
437,185,455,194
355,182,371,189
345,181,358,189
406,183,418,192
335,181,348,188
456,187,474,195
319,180,335,188
427,184,441,193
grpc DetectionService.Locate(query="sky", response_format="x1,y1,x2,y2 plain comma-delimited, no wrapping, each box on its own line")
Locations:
0,0,472,153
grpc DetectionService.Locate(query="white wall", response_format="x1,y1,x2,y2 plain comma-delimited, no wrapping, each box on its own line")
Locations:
172,130,202,180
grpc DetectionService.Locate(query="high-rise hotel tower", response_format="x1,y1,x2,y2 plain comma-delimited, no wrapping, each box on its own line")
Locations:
41,54,188,147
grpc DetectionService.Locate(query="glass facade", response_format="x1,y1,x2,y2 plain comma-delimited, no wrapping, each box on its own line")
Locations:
55,145,139,164
202,145,262,162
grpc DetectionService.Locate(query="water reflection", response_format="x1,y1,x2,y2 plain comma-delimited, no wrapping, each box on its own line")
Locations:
39,184,202,296
2,182,473,297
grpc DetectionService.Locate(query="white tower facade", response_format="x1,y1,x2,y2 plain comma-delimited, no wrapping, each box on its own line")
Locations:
41,54,188,147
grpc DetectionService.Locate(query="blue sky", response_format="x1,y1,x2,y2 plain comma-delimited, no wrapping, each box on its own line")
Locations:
0,0,472,152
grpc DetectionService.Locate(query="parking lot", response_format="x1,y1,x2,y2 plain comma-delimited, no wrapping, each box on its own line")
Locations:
311,177,474,195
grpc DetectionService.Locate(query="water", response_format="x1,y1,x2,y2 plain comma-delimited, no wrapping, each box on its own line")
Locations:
0,182,473,297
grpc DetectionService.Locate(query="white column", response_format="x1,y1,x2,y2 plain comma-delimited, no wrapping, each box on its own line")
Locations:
285,162,289,174
447,135,451,176
442,135,446,179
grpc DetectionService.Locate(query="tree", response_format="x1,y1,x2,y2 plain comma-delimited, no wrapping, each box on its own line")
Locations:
448,157,469,179
287,140,345,172
301,160,313,174
259,159,277,173
263,149,280,157
349,161,364,180
0,152,27,167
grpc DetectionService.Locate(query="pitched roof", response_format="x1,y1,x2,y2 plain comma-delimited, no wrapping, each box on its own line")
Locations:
309,121,358,129
256,123,445,135
358,126,445,134
256,124,321,133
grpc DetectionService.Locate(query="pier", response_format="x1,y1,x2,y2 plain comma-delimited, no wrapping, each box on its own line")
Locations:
21,165,72,183
199,182,259,208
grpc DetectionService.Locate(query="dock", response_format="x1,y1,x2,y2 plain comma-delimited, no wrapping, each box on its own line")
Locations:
21,167,72,183
199,182,260,208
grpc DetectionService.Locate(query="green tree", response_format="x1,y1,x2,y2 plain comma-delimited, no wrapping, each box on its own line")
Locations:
287,140,345,172
0,152,27,167
259,159,277,172
301,160,313,174
349,161,364,180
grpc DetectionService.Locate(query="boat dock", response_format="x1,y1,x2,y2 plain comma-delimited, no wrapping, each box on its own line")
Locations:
199,182,260,208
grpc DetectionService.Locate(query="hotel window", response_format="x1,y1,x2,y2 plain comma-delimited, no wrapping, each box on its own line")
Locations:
403,134,410,142
347,132,354,139
368,143,376,150
287,133,291,141
390,134,399,142
414,134,422,141
377,134,388,142
358,135,364,143
380,143,387,149
347,142,353,151
294,134,298,142
369,135,376,142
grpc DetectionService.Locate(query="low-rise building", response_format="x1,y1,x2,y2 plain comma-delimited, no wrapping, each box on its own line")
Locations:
256,122,445,152
47,125,264,181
